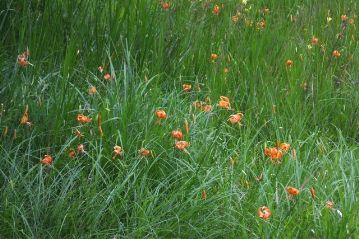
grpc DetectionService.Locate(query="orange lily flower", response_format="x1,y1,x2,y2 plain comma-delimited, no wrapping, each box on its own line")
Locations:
228,113,243,125
192,101,213,112
218,96,230,109
325,201,334,209
161,2,171,10
172,130,183,140
212,5,220,15
203,104,213,112
219,96,230,103
286,186,300,196
175,140,189,151
311,36,319,45
264,147,273,157
264,147,283,161
88,86,97,95
155,109,167,119
104,73,111,81
40,154,53,166
280,143,290,152
258,206,272,220
232,15,239,23
332,50,341,59
257,19,266,29
183,84,192,92
261,8,270,14
68,149,76,158
211,53,218,61
341,15,348,22
139,148,151,157
286,59,293,67
113,145,123,159
17,55,28,67
77,114,92,123
17,49,30,67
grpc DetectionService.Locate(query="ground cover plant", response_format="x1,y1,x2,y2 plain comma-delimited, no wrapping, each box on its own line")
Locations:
1,0,359,238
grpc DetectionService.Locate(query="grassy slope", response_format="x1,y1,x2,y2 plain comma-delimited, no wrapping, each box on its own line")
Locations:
0,0,359,238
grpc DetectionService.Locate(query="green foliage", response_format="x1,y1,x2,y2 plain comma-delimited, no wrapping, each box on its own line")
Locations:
1,0,358,238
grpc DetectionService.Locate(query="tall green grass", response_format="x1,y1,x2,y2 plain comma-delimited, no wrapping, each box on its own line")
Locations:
1,0,358,238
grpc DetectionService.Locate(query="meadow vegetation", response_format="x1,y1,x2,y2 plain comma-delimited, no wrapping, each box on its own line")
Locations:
1,0,359,238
